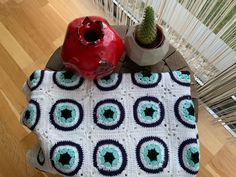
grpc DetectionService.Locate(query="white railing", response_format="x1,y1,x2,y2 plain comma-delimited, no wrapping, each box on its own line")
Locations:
94,0,236,83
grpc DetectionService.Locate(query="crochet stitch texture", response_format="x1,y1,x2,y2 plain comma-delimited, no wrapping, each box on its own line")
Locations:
21,70,199,177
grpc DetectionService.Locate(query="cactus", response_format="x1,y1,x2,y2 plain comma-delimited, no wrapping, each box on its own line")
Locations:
135,6,157,46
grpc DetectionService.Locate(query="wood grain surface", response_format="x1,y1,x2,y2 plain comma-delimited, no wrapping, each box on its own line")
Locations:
0,0,235,177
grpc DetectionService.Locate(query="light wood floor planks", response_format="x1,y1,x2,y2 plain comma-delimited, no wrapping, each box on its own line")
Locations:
0,0,235,176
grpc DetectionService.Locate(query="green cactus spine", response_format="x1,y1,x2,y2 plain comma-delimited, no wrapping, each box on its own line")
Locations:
135,6,157,46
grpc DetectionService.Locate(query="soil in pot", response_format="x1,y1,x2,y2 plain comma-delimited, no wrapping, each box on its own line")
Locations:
135,25,165,49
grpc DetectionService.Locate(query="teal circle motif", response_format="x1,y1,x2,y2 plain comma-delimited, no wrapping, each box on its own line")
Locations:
100,74,116,85
50,141,83,176
50,99,83,131
136,137,169,173
94,73,122,91
23,106,35,127
138,101,160,123
97,104,119,125
131,71,161,88
175,96,196,128
170,71,190,86
178,139,199,175
22,100,40,130
134,96,165,127
54,148,76,170
55,104,77,125
142,143,162,167
136,72,158,83
175,71,190,81
94,99,125,130
185,146,200,170
27,70,44,90
180,100,196,123
97,145,121,170
93,140,127,176
53,71,84,90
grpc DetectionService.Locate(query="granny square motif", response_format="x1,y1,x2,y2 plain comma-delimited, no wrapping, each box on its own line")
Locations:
21,70,199,177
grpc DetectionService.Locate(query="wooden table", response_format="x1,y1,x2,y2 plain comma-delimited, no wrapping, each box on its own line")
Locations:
46,26,198,120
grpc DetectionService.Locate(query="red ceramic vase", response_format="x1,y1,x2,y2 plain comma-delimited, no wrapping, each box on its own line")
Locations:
61,16,124,80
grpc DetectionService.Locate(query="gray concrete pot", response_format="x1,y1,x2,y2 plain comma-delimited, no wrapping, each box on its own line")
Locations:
125,25,169,66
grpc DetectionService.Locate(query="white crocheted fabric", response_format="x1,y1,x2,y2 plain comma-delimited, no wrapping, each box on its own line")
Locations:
21,70,199,177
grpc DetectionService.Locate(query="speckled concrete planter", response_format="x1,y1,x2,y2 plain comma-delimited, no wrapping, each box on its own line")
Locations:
125,25,169,66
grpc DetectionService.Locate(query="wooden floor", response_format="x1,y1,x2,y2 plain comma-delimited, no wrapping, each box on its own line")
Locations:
0,0,235,176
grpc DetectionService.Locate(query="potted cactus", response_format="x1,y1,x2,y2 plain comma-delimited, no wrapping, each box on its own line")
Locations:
125,6,169,66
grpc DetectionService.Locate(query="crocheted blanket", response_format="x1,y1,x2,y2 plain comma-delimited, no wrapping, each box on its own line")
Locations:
21,70,199,177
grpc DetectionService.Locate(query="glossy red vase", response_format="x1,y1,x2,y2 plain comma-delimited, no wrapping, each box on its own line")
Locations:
61,16,124,80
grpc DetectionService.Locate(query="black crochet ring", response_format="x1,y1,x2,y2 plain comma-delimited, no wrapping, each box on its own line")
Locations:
131,71,162,88
94,73,122,91
53,71,84,90
49,99,83,131
93,139,127,176
174,95,196,129
178,138,200,175
22,99,40,130
93,99,125,130
50,141,83,176
136,136,169,174
169,71,190,87
27,70,44,91
37,147,45,166
133,96,165,127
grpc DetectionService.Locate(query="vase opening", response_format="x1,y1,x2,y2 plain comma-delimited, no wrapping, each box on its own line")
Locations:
84,30,100,42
